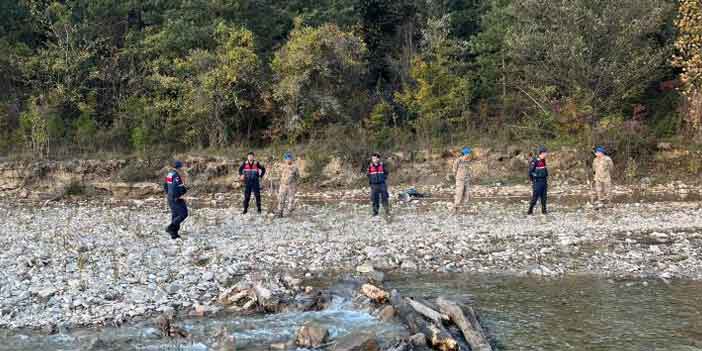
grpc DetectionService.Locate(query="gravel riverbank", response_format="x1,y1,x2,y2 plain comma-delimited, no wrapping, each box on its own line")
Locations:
1,187,702,330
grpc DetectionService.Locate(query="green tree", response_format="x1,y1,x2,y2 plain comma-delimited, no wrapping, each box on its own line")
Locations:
506,0,674,136
396,17,473,148
271,21,368,140
19,97,51,158
74,103,98,153
176,24,263,147
469,0,512,101
357,0,419,90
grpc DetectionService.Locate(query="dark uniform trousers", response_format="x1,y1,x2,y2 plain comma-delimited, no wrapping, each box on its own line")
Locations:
243,182,262,212
529,180,547,214
168,198,188,234
371,183,389,215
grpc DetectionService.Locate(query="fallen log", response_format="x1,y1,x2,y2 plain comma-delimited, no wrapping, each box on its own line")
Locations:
406,297,449,324
462,304,491,348
390,290,458,351
436,297,492,351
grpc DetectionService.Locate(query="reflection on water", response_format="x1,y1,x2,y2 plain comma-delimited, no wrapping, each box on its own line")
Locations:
386,273,702,351
2,274,702,350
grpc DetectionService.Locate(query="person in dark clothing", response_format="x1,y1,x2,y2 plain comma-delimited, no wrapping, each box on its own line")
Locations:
164,160,188,239
239,152,266,214
368,153,390,216
528,146,549,215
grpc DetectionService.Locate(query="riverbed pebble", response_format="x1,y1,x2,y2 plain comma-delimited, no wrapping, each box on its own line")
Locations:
1,193,702,329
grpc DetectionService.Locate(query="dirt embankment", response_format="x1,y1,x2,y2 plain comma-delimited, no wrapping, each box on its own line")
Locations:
0,143,698,200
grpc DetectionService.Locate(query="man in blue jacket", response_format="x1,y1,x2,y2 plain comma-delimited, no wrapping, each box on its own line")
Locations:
368,153,390,217
239,152,266,214
164,160,188,239
527,146,549,215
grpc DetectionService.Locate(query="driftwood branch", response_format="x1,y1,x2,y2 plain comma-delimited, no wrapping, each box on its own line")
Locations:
436,297,492,351
406,297,449,324
390,290,458,351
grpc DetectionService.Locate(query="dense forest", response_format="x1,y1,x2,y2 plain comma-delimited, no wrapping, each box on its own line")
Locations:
1,0,701,163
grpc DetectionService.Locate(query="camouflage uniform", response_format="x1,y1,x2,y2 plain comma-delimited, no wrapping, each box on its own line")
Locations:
277,163,300,216
452,157,470,209
593,155,614,201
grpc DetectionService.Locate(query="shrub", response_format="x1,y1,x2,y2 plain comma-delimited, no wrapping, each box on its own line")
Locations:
63,179,86,196
302,145,331,182
272,22,368,140
117,163,158,182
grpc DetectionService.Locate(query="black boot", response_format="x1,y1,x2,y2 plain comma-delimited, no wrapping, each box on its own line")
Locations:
527,203,535,215
166,225,180,239
242,208,248,215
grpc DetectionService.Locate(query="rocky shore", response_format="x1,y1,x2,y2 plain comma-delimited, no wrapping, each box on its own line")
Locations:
1,185,702,331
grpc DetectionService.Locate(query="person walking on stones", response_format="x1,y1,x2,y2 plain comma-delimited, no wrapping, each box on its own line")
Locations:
164,160,188,239
593,146,614,205
239,152,266,214
277,152,299,218
368,153,390,217
452,147,472,213
527,146,549,215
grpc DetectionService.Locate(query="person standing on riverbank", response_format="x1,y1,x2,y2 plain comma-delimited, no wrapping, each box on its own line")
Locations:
277,152,299,218
527,146,549,215
368,153,390,217
452,147,472,214
593,146,614,204
164,160,188,239
239,152,266,214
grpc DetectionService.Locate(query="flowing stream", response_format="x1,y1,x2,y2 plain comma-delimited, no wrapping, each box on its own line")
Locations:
2,274,702,350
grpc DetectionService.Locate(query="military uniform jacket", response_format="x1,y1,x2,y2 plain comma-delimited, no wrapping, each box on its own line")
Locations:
593,155,614,182
164,170,187,201
368,162,388,185
529,157,548,182
280,164,299,187
239,161,266,185
452,158,470,180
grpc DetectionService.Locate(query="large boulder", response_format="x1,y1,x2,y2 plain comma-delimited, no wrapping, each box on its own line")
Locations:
295,323,329,348
333,332,379,351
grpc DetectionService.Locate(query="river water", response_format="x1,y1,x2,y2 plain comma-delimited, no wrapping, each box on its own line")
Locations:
388,274,702,351
2,274,701,350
